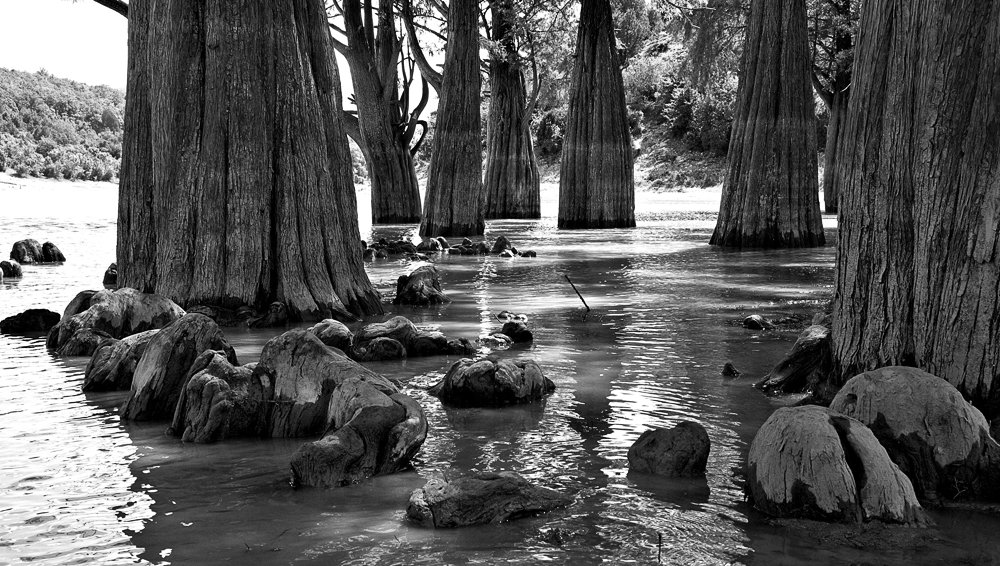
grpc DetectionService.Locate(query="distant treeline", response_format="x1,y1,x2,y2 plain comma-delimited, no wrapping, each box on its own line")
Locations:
0,68,124,181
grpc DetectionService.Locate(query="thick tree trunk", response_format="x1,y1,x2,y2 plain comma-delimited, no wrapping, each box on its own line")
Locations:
833,0,1000,416
419,0,484,237
483,1,541,220
342,0,422,224
557,0,635,229
822,89,848,214
118,0,382,320
710,0,824,248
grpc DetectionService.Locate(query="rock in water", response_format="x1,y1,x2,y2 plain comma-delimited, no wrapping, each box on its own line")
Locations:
353,337,407,362
429,358,554,407
47,288,185,352
83,329,159,391
120,314,237,421
742,314,774,330
10,239,43,264
747,405,925,524
168,351,266,442
394,265,450,305
0,309,60,335
0,259,22,278
501,321,533,343
290,381,427,487
307,319,353,352
102,263,117,287
406,472,572,528
61,290,97,319
721,362,740,377
252,329,398,438
490,235,512,254
628,421,710,477
829,366,1000,501
352,316,472,358
41,242,65,263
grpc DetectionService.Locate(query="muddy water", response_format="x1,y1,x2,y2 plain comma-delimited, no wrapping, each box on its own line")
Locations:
1,180,998,565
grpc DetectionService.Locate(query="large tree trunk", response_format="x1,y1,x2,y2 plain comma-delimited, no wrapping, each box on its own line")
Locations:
710,0,824,248
483,0,541,220
821,89,848,214
418,0,483,237
342,0,422,224
833,0,1000,416
118,0,382,321
557,0,635,229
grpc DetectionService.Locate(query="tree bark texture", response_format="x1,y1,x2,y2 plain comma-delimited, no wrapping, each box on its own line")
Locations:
117,0,382,320
557,0,635,229
418,0,483,237
833,0,1000,416
483,1,541,220
822,89,848,214
710,0,824,248
342,0,422,224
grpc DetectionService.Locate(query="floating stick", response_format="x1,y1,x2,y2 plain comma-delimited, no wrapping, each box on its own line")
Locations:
564,274,590,312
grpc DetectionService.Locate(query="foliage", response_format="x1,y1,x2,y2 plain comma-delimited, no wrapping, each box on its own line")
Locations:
0,68,123,181
348,140,368,184
533,107,566,157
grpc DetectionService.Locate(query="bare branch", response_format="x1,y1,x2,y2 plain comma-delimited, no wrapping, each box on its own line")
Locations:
91,0,128,18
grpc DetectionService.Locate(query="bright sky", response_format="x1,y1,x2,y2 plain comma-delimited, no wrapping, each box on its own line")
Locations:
0,0,128,89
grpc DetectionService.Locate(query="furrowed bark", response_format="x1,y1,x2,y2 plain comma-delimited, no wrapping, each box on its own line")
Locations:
557,0,635,229
117,0,382,321
419,0,484,237
483,0,541,220
710,0,824,248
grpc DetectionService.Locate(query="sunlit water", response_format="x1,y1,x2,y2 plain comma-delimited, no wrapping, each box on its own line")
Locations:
2,180,999,565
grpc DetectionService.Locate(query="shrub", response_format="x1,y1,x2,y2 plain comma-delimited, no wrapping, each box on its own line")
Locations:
534,107,566,157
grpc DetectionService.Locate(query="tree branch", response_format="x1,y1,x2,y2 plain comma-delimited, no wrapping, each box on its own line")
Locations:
400,0,442,93
91,0,128,18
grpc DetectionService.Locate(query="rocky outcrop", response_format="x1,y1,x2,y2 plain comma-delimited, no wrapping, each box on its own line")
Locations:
10,239,43,264
747,405,925,525
353,337,407,362
628,421,710,477
252,329,398,438
829,366,1000,502
430,358,554,407
102,263,117,287
0,309,60,335
290,380,427,487
0,259,22,279
307,319,353,352
742,314,774,330
490,235,512,254
479,333,513,349
82,329,159,391
721,362,740,377
755,323,834,401
120,314,237,421
501,321,533,343
393,266,450,305
168,351,266,443
47,288,185,353
406,472,572,528
353,316,475,359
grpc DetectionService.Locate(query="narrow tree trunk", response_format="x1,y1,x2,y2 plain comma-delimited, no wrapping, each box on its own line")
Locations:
483,1,540,220
822,88,848,214
118,0,382,320
343,0,422,224
833,0,1000,416
557,0,635,229
419,0,483,237
710,0,824,248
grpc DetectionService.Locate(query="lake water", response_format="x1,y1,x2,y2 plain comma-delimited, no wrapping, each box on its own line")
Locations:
2,179,998,565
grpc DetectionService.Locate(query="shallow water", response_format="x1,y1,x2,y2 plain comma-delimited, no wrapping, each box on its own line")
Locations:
1,180,998,565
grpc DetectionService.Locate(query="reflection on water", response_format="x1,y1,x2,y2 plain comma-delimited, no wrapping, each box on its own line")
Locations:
2,182,1000,565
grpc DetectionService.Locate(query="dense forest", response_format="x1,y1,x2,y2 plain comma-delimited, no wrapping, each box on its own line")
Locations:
0,68,124,181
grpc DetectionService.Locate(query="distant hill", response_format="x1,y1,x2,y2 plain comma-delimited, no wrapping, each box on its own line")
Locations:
0,68,124,181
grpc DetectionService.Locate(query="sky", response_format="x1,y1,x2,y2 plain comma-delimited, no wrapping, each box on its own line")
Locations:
0,0,128,89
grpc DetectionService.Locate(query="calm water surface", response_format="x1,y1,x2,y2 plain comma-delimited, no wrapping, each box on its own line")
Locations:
1,181,998,565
